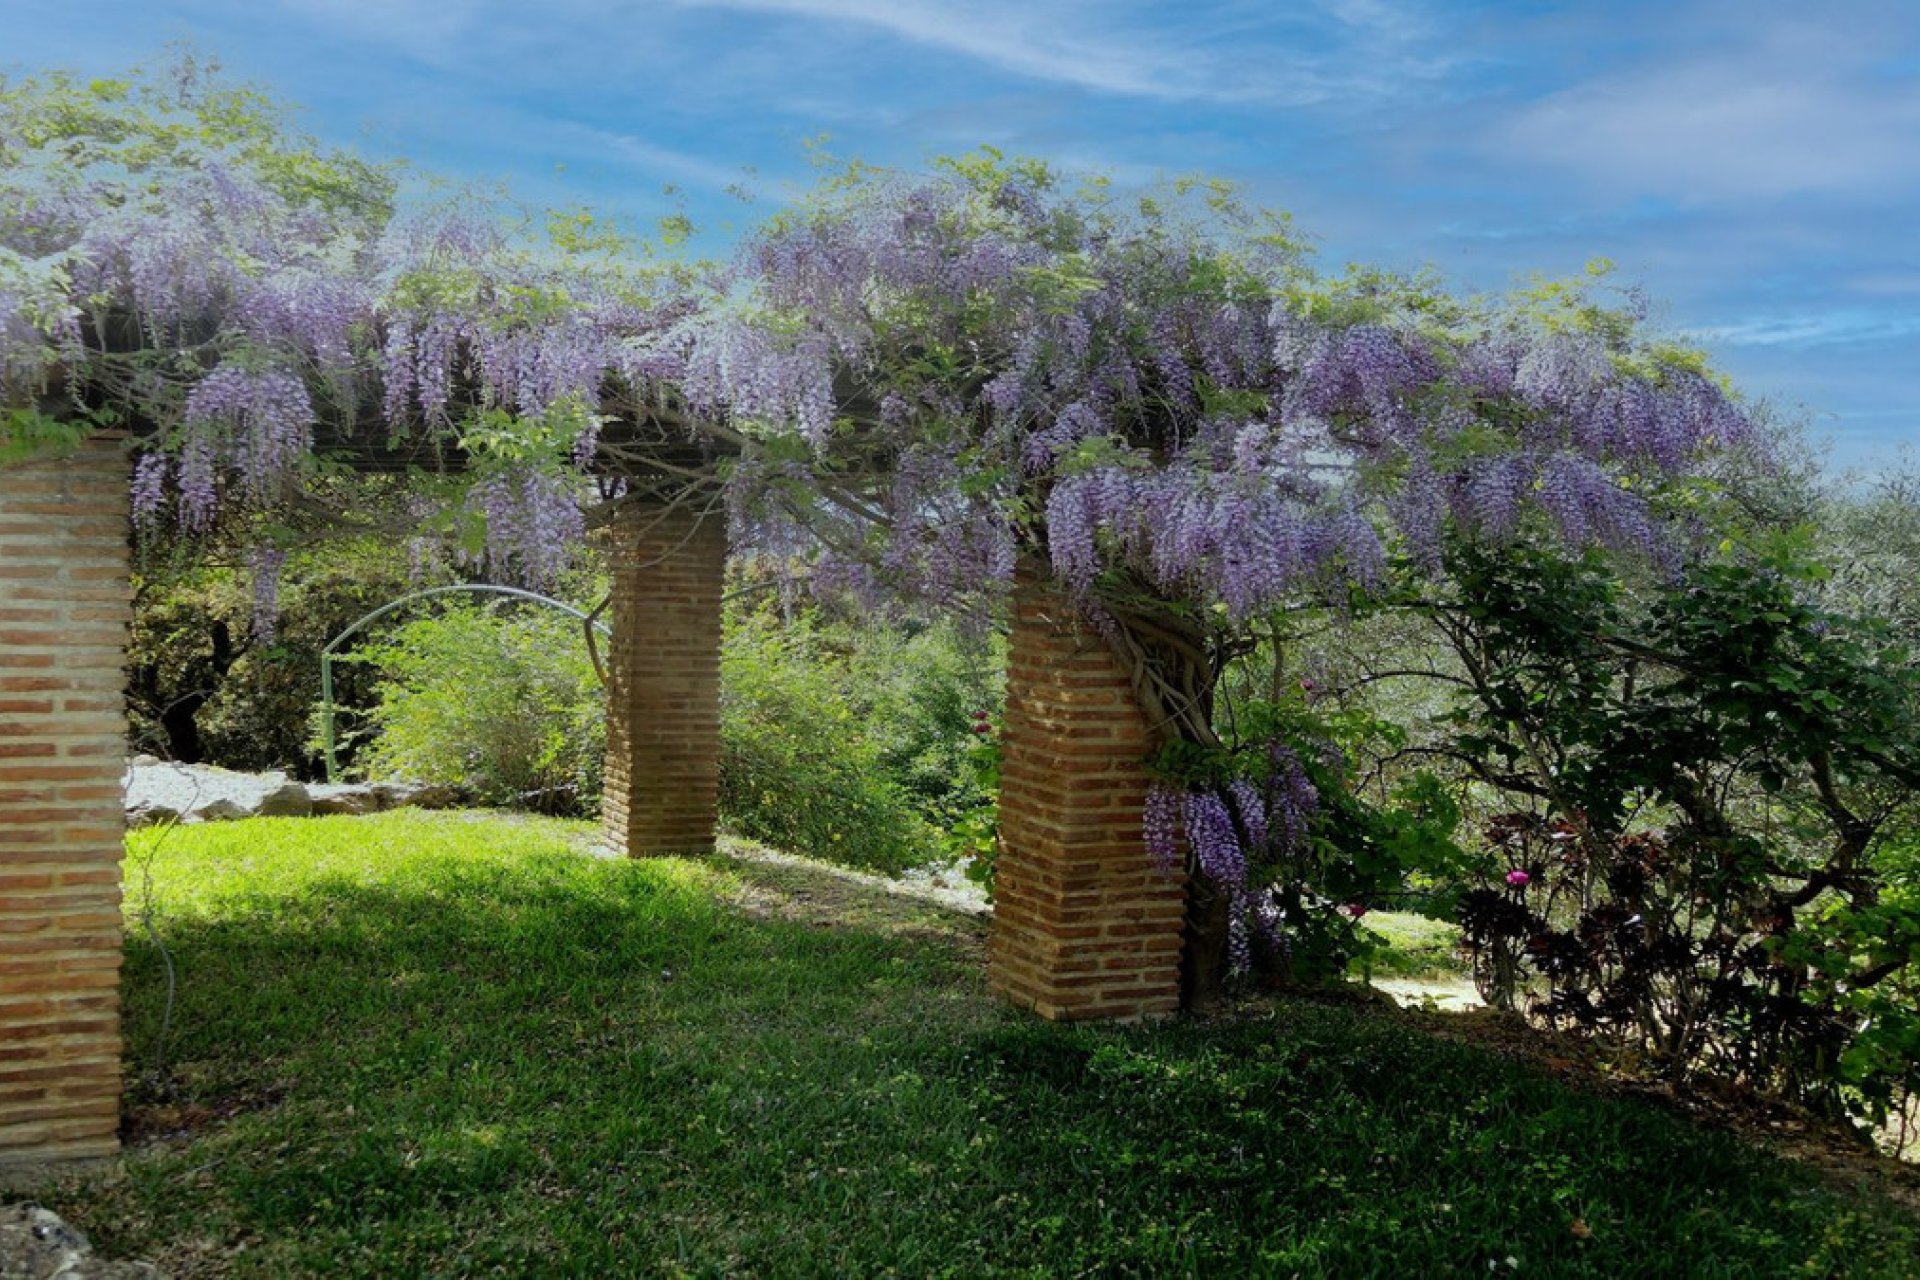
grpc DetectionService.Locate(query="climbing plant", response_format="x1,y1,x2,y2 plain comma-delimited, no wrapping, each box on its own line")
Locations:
0,58,697,596
689,155,1763,998
1,62,1772,1005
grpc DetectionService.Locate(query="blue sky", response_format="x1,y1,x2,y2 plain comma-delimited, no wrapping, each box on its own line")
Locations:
4,0,1916,474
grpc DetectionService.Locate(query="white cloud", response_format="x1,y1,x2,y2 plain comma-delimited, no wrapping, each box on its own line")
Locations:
268,0,1472,126
1488,18,1920,202
272,0,484,53
665,0,1227,100
1314,0,1429,40
547,120,756,191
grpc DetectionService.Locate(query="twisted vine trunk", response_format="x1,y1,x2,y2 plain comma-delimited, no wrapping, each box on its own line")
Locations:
1182,876,1235,1010
1095,580,1235,1010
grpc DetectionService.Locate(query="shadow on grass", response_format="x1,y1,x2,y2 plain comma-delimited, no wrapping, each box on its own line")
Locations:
27,817,1920,1277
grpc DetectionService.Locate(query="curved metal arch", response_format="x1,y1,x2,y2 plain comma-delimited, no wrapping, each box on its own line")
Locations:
319,584,611,784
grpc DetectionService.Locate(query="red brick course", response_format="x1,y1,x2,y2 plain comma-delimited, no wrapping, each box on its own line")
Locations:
988,564,1186,1021
0,437,129,1173
600,500,726,857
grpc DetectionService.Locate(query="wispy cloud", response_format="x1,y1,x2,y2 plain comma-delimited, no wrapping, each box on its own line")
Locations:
548,120,756,192
666,0,1432,105
274,0,484,55
1313,0,1435,43
1688,311,1920,348
1488,16,1920,202
667,0,1234,101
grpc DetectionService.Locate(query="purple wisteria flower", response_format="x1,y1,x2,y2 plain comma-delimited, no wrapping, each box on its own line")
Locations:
462,471,587,590
248,545,288,644
130,453,169,526
1143,783,1183,876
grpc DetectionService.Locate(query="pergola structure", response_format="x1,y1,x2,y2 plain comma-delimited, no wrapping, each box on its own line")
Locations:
0,427,1186,1178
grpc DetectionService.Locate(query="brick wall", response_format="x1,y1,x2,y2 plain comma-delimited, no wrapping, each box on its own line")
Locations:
601,499,726,857
988,564,1186,1020
0,436,130,1174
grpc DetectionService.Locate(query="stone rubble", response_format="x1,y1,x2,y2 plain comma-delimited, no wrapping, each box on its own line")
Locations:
124,758,457,827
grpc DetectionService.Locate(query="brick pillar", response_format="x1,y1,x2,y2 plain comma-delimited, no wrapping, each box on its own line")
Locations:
601,499,725,857
0,436,130,1176
988,564,1186,1020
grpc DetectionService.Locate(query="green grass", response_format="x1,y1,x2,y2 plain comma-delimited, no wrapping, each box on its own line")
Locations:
1356,910,1469,980
15,812,1916,1276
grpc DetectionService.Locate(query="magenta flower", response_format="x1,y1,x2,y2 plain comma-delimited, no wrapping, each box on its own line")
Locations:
1342,903,1368,919
1506,869,1532,888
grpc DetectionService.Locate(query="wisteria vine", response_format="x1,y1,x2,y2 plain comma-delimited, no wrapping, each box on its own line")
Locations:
0,64,693,595
0,68,1770,987
687,159,1761,982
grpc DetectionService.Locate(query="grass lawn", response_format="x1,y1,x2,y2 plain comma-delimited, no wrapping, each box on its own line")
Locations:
1355,910,1468,981
13,811,1917,1276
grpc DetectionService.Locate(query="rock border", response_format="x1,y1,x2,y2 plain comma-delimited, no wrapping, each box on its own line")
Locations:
125,759,458,828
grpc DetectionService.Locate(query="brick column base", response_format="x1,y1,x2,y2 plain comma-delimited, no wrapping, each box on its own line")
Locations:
601,500,726,857
988,566,1186,1020
0,437,130,1175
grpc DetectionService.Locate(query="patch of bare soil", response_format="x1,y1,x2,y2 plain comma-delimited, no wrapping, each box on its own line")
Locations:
121,1083,290,1147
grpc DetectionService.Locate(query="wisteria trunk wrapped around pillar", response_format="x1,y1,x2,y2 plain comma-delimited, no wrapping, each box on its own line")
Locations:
0,436,131,1178
988,562,1187,1021
600,498,727,858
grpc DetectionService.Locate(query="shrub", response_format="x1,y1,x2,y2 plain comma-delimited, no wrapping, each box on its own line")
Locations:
129,535,427,777
1433,540,1920,1137
825,617,1004,824
719,607,942,874
354,596,963,873
750,605,1005,868
357,604,605,815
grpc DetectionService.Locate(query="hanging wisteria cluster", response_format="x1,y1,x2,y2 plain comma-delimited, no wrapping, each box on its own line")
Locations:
247,544,288,645
1144,744,1321,976
460,470,587,591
